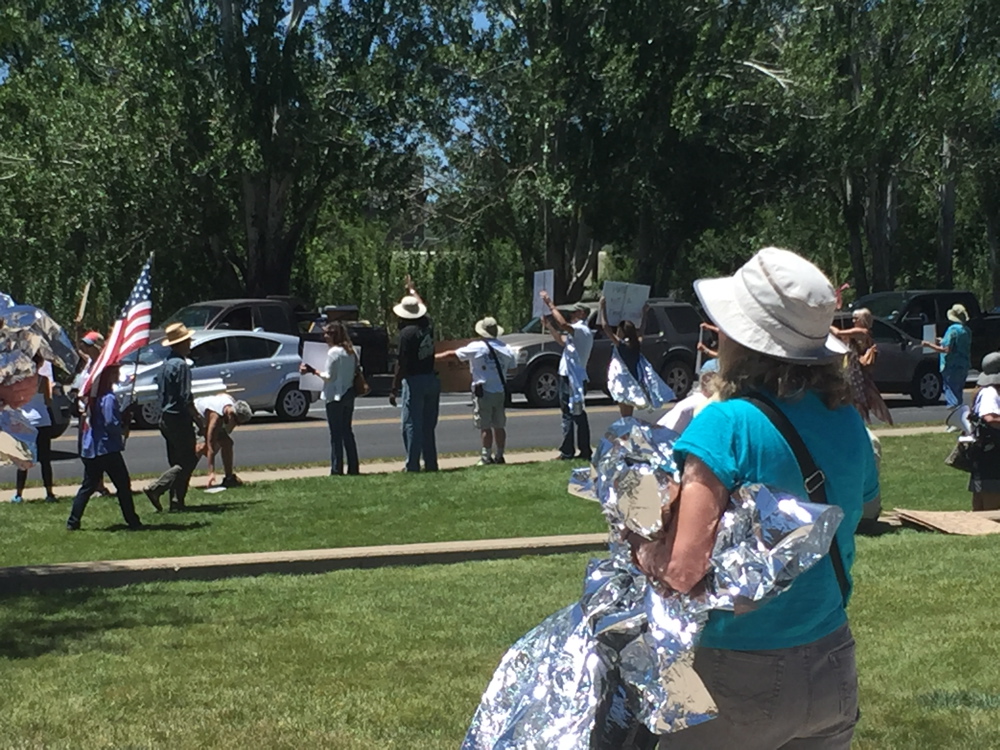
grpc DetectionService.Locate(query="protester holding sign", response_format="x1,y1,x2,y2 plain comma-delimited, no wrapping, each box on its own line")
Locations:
539,291,593,461
436,316,515,466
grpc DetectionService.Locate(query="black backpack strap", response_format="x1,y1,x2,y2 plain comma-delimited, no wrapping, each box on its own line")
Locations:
483,340,510,397
743,392,850,606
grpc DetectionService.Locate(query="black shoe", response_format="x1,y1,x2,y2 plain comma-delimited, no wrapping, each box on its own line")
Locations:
66,523,79,531
494,456,506,465
576,453,593,461
168,502,186,514
127,521,144,531
555,454,575,461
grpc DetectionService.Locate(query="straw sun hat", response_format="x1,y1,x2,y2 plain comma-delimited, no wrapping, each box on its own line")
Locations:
693,247,848,364
475,316,504,338
161,322,194,347
392,295,428,320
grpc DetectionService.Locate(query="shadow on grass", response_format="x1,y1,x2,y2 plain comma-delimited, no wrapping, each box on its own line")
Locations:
856,519,905,537
50,449,81,462
102,521,211,532
180,501,263,514
0,588,203,660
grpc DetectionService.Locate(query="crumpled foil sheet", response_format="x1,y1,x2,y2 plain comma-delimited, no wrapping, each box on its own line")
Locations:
0,297,79,466
463,417,844,748
607,349,675,411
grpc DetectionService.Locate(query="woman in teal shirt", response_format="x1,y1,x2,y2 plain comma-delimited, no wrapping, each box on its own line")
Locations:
922,304,972,408
635,247,879,749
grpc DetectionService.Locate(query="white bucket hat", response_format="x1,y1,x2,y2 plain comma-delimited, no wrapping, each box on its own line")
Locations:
392,294,427,320
474,316,504,338
978,352,1000,386
694,247,848,364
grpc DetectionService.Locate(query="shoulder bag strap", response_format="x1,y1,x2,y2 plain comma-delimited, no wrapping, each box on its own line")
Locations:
742,392,850,605
483,340,510,396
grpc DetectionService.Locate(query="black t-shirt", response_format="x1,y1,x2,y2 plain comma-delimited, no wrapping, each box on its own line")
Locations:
398,317,435,377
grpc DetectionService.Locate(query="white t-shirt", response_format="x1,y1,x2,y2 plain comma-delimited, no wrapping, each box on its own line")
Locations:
974,386,1000,418
455,339,515,394
657,392,709,434
320,345,357,402
195,394,236,419
558,321,594,378
19,362,53,428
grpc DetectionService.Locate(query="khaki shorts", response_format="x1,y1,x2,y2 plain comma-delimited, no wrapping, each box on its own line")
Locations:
473,390,506,430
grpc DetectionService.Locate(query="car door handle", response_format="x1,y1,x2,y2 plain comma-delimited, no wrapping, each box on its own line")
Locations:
270,362,283,369
220,370,233,378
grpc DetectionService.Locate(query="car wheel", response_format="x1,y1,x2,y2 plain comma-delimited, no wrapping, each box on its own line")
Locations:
911,365,942,405
134,402,162,429
526,363,560,408
661,359,695,399
276,383,309,420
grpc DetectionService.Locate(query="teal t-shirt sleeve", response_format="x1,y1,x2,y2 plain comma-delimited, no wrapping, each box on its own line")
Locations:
862,435,880,504
941,326,955,348
673,402,740,490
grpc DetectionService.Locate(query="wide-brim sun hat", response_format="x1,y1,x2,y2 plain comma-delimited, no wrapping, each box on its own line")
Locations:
393,294,428,320
161,322,194,347
947,304,969,324
693,246,848,364
475,316,504,338
977,352,1000,386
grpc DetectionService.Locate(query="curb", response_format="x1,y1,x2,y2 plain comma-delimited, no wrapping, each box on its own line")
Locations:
0,533,609,593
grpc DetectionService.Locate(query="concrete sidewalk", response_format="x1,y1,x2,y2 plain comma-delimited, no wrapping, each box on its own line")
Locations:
9,423,943,503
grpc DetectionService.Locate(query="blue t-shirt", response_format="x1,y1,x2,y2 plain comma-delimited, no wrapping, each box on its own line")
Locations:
940,323,971,373
673,392,879,651
81,393,125,459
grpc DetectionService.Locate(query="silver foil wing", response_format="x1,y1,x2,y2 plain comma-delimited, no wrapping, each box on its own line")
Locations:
637,356,675,410
0,409,36,468
0,304,79,378
608,349,650,410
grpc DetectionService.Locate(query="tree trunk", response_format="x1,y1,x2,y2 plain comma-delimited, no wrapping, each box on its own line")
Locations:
986,210,1000,309
936,133,957,289
842,174,870,297
865,162,895,291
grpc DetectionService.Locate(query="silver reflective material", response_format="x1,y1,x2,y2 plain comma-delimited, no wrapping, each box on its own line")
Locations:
0,301,79,467
607,349,675,411
463,418,844,748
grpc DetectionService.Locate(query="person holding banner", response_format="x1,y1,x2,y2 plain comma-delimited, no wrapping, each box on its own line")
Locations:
598,297,674,417
539,291,593,461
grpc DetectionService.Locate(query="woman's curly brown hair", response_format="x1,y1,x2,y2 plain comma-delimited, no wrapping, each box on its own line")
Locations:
715,336,852,410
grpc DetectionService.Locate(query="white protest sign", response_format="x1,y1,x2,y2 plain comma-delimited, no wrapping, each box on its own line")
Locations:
532,269,555,319
602,281,650,326
922,324,937,355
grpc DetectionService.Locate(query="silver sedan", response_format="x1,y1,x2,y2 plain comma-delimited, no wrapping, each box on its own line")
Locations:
117,330,314,428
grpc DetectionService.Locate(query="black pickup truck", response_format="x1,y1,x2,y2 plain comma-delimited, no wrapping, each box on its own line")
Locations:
850,290,1000,370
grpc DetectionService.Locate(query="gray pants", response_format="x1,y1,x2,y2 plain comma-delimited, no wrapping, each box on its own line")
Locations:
661,624,858,750
147,413,198,507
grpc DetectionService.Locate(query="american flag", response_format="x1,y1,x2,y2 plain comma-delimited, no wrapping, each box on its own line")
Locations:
81,254,154,399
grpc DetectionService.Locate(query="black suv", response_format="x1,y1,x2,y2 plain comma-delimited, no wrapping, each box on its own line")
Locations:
502,299,703,407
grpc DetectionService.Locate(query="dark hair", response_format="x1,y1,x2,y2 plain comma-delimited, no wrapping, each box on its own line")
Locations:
617,320,640,350
323,322,356,357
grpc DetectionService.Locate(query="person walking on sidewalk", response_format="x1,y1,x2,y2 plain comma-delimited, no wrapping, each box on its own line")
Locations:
66,365,142,531
390,277,440,472
922,304,972,409
11,354,58,504
539,291,594,460
194,394,253,486
143,323,204,512
436,316,515,465
300,322,361,475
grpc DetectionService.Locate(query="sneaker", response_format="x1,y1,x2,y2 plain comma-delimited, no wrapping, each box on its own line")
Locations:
95,486,111,497
143,487,164,512
44,494,58,504
10,494,24,504
66,523,79,531
576,453,593,461
221,474,244,488
476,456,493,466
554,454,575,461
126,521,144,531
494,456,506,465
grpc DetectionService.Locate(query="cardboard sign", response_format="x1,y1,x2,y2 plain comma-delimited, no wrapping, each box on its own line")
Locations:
602,281,650,326
922,324,937,355
532,269,555,319
436,339,474,393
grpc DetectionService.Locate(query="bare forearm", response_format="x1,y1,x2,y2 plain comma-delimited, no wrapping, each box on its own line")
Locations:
664,456,729,594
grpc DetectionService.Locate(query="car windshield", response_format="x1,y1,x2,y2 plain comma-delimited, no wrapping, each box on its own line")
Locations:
521,317,543,334
160,304,223,330
118,341,172,366
855,294,905,321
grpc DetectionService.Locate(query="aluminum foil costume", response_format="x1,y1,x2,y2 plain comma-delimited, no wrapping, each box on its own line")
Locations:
0,296,79,467
463,418,844,749
607,349,675,411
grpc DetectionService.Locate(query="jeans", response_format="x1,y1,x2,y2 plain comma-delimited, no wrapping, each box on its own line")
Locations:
147,413,198,507
660,624,858,750
326,388,359,475
401,374,440,472
558,376,591,459
67,452,141,529
942,368,967,408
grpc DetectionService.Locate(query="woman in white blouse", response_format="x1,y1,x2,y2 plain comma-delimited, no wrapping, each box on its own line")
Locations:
299,323,360,475
970,352,1000,510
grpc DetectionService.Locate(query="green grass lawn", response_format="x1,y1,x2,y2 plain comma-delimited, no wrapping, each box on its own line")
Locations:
0,461,604,567
2,533,1000,749
0,432,975,568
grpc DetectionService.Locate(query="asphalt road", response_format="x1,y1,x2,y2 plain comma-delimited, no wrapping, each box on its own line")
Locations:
1,391,962,487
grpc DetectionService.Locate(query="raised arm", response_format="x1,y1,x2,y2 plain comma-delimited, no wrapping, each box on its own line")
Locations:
637,303,650,343
404,274,425,308
540,290,572,333
599,297,620,345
